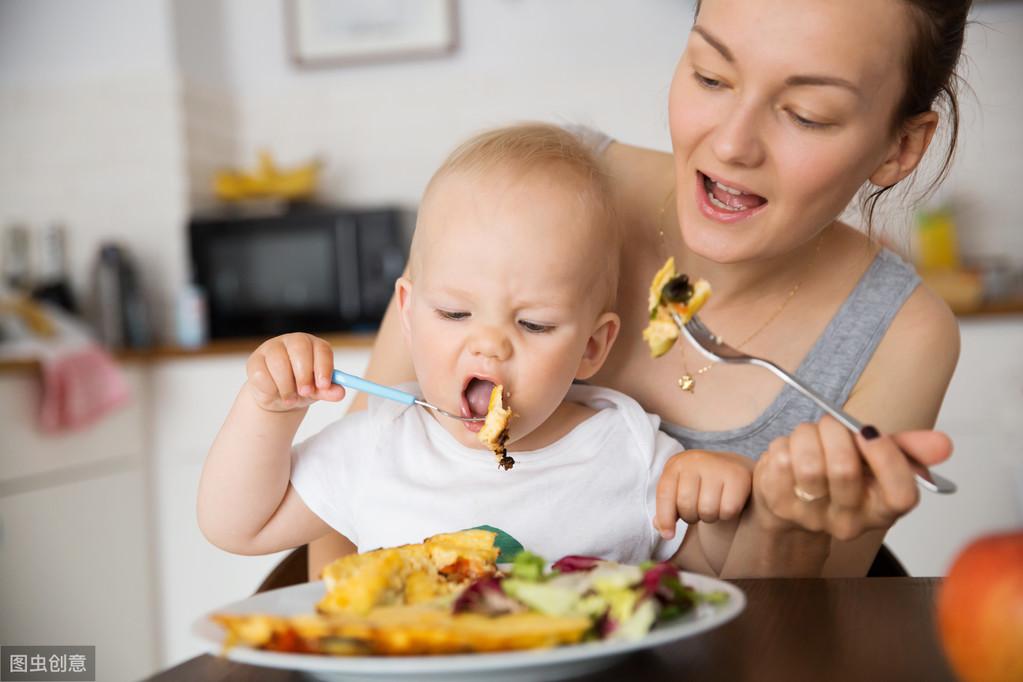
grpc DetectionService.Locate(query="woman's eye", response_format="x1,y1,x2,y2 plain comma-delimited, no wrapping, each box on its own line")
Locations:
518,320,554,334
437,310,469,321
693,72,723,90
788,111,829,130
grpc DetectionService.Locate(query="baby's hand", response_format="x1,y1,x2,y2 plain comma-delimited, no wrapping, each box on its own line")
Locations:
654,450,754,539
245,333,346,412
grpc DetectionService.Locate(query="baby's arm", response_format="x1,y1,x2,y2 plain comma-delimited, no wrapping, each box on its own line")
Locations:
654,450,754,575
197,333,346,555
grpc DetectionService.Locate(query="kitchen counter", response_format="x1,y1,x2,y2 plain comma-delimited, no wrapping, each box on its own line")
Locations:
0,332,376,372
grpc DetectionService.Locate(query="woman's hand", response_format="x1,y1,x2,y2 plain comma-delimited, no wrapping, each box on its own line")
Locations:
751,416,953,540
245,333,346,412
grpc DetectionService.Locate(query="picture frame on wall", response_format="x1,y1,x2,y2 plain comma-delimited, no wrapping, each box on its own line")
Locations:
288,0,458,67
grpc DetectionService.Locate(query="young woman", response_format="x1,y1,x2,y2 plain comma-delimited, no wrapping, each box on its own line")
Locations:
308,0,970,578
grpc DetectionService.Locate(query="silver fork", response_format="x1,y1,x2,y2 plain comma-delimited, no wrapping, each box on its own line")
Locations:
672,312,956,494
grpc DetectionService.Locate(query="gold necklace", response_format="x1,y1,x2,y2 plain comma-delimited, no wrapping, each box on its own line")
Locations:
656,187,823,393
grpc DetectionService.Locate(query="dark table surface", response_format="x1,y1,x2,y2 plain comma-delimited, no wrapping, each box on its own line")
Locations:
147,577,956,682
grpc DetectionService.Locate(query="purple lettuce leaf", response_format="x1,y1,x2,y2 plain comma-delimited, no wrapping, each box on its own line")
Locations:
452,577,526,616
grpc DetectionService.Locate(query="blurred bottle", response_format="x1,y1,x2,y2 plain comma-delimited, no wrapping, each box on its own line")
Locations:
915,208,961,271
31,222,78,313
92,243,151,349
175,282,207,349
2,223,31,292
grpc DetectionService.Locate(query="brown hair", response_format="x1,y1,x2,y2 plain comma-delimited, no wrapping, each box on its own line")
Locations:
861,0,972,232
418,122,620,309
694,0,973,233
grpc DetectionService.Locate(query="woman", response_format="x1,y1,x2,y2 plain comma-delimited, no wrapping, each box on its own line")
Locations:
309,0,967,578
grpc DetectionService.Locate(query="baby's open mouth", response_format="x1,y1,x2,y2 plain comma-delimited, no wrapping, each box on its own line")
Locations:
699,171,767,213
463,377,497,420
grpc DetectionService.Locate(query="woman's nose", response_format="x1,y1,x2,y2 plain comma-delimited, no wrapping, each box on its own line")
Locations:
467,325,512,361
711,101,766,168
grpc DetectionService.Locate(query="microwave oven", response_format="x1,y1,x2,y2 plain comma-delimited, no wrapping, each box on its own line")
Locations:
189,205,411,339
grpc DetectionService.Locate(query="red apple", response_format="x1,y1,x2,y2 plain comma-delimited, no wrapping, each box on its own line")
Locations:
936,530,1023,682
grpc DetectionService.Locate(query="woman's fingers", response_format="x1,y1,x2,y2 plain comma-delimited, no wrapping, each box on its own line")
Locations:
856,427,919,514
891,430,953,467
789,422,829,502
819,416,864,510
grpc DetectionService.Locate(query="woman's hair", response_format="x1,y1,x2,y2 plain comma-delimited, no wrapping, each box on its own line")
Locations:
421,122,621,309
860,0,973,232
694,0,973,233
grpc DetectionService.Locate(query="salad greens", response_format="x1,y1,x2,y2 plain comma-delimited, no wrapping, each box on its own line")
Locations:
452,552,729,641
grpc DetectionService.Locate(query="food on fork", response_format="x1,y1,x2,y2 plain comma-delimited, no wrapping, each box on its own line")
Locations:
476,384,514,470
642,257,711,358
317,529,500,615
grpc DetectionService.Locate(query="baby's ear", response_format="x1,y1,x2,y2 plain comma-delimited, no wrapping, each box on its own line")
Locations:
575,312,620,380
395,277,414,339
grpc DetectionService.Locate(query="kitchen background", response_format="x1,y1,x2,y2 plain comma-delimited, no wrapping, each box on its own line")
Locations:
1,1,1021,680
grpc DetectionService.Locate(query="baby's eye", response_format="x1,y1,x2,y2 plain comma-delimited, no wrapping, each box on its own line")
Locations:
437,309,470,321
518,320,554,334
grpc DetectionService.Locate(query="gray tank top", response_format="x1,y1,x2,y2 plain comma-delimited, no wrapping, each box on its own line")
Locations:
567,124,922,460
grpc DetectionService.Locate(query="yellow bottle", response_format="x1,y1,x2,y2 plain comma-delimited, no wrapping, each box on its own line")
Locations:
915,208,960,271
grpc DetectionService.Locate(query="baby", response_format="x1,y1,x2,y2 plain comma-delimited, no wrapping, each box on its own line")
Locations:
198,123,751,569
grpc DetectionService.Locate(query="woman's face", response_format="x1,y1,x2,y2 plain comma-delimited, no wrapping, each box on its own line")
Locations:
668,0,912,263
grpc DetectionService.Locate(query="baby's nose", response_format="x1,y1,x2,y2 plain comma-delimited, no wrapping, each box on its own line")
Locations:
468,326,512,360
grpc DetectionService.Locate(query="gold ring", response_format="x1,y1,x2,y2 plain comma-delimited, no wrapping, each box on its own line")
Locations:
793,485,828,503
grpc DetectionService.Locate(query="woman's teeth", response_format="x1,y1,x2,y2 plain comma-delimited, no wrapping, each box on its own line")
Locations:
714,180,743,196
702,174,761,212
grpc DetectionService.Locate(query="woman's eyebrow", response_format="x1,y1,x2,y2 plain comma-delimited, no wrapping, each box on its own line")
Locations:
785,74,861,97
691,25,733,62
692,25,861,98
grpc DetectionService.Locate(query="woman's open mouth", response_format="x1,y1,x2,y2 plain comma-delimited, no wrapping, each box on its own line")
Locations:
461,377,497,433
695,171,768,223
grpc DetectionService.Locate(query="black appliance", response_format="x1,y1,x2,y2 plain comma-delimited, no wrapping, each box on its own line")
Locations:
189,205,410,339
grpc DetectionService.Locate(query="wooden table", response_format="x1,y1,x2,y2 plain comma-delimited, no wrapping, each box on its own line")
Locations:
147,578,956,682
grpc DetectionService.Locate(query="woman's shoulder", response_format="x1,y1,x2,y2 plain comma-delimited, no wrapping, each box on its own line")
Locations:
847,243,960,430
878,274,960,376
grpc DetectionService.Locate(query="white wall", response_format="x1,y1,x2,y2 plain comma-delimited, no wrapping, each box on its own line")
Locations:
0,0,188,337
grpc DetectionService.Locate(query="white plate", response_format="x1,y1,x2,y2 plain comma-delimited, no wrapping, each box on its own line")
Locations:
193,573,745,682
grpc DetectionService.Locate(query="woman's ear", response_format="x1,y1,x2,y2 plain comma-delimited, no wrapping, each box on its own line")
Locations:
870,111,939,188
575,312,621,381
395,277,414,342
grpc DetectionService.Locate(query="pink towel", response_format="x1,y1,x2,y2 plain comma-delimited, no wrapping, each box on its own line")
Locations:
38,344,131,433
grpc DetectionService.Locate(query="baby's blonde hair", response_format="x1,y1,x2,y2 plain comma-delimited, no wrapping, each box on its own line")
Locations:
415,122,620,310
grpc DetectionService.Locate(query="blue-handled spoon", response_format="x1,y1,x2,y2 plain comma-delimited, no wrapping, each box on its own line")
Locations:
331,370,485,422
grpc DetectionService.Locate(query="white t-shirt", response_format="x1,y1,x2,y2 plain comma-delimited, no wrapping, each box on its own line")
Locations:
291,383,686,564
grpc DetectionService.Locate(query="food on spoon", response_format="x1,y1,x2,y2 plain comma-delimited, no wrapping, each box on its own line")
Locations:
642,257,712,358
477,384,514,470
214,544,728,656
317,529,500,615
